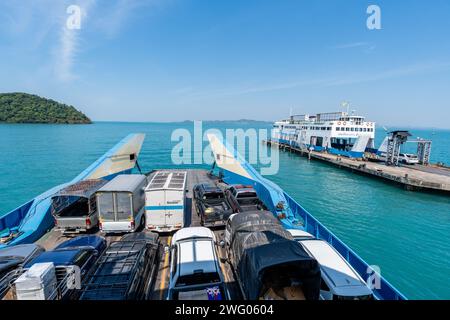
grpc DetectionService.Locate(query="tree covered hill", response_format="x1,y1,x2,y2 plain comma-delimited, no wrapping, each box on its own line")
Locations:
0,93,91,124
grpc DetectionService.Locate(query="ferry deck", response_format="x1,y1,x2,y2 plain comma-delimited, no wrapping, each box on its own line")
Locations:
35,169,242,300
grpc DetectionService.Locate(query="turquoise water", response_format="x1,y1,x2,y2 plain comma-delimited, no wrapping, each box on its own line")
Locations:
0,122,449,299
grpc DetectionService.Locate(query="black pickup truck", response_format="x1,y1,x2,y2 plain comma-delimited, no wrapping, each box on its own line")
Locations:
193,183,234,227
224,185,267,213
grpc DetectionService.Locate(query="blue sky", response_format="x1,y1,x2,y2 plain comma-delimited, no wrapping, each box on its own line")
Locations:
0,0,449,128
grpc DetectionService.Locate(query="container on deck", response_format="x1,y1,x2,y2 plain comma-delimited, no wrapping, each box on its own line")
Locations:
14,262,57,300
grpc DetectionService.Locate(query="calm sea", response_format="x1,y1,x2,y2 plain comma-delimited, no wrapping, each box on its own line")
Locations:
0,122,449,299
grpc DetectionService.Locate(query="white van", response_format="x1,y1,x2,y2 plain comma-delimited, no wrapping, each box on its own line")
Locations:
145,171,187,232
295,237,374,300
96,174,147,234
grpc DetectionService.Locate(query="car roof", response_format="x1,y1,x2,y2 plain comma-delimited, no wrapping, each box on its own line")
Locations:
299,240,372,296
54,235,105,251
146,171,187,191
178,238,218,277
287,229,315,239
25,249,85,268
172,227,215,244
0,244,42,260
98,174,146,193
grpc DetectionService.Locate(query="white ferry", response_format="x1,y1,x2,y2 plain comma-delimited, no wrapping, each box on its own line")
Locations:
272,110,376,158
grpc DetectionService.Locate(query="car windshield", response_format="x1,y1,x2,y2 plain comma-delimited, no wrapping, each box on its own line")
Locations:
237,192,257,198
334,294,373,301
203,192,223,200
176,272,221,287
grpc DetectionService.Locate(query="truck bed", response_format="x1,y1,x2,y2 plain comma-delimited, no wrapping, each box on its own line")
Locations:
237,198,266,212
54,199,89,218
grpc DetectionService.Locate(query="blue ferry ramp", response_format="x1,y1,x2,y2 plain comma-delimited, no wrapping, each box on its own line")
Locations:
207,133,407,300
0,133,145,248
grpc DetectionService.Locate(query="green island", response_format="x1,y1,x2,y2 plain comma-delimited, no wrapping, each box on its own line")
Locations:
0,92,91,124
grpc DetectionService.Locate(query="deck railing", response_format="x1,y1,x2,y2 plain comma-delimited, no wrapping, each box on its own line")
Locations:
282,191,407,300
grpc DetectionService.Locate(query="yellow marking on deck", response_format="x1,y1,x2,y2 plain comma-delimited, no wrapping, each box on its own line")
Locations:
219,259,229,283
159,236,172,300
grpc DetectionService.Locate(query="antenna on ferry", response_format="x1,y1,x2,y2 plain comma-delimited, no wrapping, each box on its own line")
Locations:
341,101,350,115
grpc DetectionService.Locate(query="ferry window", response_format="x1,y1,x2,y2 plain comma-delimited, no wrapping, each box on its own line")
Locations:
336,127,340,131
345,128,350,132
327,127,331,130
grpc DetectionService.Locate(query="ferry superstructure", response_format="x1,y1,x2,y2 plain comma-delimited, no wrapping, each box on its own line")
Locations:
272,111,376,158
0,133,406,300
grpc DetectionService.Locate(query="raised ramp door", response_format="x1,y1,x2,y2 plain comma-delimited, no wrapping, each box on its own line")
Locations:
351,135,371,153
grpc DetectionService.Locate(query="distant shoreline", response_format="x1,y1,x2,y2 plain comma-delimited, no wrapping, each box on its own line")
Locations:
1,120,449,131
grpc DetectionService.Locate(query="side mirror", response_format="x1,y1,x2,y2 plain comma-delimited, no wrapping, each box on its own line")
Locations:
218,240,225,248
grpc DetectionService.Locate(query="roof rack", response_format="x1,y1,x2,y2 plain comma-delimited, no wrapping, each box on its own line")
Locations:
79,239,157,300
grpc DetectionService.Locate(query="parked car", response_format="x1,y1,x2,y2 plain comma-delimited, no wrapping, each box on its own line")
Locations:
226,211,321,300
96,174,147,234
168,227,228,300
0,244,45,299
225,185,267,213
193,183,233,227
80,232,160,300
399,153,419,165
145,171,187,232
286,230,373,300
51,179,108,233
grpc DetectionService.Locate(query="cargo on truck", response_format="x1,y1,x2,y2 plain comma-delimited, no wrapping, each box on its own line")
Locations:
79,232,160,300
226,211,321,300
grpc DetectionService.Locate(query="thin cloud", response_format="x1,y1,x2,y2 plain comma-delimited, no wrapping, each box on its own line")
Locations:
179,61,450,100
54,0,96,82
93,0,165,38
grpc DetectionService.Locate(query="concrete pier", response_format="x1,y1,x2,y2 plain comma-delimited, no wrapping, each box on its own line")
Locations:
266,140,450,195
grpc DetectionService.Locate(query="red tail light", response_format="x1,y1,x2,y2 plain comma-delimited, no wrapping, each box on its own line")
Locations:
99,222,102,230
54,218,58,226
130,221,135,229
86,217,91,228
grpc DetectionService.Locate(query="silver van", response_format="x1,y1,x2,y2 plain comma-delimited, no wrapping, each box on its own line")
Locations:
96,174,147,233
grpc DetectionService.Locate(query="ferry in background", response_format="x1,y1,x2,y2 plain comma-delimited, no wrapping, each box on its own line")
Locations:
272,108,376,158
